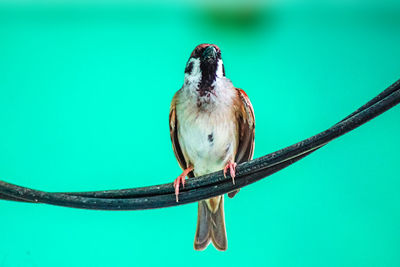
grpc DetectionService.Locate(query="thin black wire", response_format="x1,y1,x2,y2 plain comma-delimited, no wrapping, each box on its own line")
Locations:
0,79,399,210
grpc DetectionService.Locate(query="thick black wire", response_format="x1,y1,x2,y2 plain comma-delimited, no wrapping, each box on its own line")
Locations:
0,79,399,210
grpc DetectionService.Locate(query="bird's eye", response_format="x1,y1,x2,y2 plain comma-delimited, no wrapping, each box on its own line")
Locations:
193,49,201,58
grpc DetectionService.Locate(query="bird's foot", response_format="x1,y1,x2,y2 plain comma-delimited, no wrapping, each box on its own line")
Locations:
223,161,237,184
173,166,193,202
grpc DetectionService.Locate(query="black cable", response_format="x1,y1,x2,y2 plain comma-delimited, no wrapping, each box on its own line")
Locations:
0,79,399,210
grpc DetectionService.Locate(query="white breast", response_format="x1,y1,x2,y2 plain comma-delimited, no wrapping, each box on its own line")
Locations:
176,79,237,177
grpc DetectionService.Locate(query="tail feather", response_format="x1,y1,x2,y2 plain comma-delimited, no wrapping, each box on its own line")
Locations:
194,201,212,250
194,196,227,251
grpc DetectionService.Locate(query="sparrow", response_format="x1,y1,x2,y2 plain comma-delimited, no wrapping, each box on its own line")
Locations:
169,44,255,251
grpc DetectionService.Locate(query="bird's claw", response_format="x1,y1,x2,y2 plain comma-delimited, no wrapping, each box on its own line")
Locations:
173,166,193,202
223,161,237,184
174,175,186,202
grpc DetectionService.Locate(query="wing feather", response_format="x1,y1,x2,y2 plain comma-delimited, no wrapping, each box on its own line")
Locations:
235,88,255,164
169,91,194,178
229,88,255,198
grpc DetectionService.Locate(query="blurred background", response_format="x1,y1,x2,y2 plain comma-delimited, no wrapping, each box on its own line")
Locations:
0,0,399,266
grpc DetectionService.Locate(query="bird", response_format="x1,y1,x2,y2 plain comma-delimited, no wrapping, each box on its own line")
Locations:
169,44,255,251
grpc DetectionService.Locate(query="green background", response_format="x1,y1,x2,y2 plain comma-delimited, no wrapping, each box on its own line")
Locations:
0,1,399,266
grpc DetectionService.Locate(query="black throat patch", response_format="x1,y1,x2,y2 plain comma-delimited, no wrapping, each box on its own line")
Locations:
198,60,218,96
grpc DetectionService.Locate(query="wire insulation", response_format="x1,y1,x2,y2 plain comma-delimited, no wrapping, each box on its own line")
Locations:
0,79,399,210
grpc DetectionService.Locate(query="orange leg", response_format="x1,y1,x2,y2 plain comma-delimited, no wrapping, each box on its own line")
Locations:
173,166,194,202
223,161,237,184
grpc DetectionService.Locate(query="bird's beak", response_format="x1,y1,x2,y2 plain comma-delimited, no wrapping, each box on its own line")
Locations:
202,46,217,62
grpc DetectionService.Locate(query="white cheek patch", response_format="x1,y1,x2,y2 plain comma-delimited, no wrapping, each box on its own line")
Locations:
216,59,224,78
184,58,201,87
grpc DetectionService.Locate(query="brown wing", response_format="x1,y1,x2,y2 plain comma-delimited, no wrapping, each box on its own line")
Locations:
235,88,255,164
229,88,255,198
169,91,194,178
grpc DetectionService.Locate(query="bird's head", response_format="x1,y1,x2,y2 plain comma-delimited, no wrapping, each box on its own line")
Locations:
184,44,225,90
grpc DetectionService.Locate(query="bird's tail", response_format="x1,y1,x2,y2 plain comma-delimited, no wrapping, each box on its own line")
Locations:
194,195,227,251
